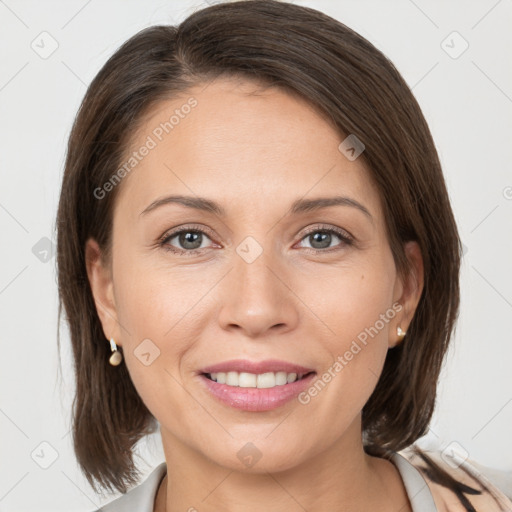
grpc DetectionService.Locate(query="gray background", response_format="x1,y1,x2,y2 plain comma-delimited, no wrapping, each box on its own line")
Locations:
0,0,511,510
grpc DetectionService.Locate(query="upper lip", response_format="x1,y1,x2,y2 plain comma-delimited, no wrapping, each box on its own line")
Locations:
199,359,316,375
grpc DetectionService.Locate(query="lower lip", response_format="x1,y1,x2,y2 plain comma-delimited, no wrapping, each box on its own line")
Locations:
198,373,316,411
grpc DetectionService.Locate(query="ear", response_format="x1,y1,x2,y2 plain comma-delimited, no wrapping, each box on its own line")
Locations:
85,237,122,346
389,241,424,348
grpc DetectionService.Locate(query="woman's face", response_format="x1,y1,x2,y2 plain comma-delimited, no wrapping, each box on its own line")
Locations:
87,76,422,473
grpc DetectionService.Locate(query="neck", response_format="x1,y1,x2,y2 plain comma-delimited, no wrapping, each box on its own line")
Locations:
154,418,411,512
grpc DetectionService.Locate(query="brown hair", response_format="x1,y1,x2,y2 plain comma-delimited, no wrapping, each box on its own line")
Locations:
57,0,464,498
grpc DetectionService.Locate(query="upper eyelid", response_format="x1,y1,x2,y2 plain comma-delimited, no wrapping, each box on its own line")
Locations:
300,224,352,239
161,223,215,240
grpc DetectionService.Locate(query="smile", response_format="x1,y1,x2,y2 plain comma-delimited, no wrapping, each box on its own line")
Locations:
204,371,314,388
199,371,317,411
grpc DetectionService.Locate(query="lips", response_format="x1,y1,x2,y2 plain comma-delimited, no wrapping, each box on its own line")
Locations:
197,359,317,411
198,371,317,411
199,359,315,375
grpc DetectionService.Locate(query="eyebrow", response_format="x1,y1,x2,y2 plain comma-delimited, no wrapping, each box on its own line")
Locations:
139,194,373,223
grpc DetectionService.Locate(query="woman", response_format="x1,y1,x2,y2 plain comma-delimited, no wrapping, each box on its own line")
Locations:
56,1,512,511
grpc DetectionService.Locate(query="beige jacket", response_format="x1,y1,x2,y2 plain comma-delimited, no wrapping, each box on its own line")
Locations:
400,447,512,511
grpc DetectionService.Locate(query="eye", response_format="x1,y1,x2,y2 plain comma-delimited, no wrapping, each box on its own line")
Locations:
296,225,353,253
158,224,354,256
159,225,216,255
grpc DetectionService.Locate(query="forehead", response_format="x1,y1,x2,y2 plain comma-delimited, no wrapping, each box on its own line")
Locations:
113,77,383,225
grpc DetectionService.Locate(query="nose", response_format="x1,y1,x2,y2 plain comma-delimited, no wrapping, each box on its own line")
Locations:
217,240,300,338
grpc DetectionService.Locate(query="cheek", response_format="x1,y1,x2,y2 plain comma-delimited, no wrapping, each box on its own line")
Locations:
113,250,209,343
111,266,202,426
111,257,217,403
297,254,395,408
299,252,395,346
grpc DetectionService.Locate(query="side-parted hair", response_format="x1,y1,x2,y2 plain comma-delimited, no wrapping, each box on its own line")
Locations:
56,0,466,499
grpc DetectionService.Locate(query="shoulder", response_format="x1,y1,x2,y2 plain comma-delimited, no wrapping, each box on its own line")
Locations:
91,462,167,512
398,445,512,512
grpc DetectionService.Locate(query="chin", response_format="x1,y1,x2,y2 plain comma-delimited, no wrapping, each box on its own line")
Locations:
203,438,308,474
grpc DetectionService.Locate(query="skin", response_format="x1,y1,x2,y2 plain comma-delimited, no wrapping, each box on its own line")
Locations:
86,76,424,512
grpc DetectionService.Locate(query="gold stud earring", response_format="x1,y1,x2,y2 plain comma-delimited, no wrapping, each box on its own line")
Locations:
397,326,406,342
109,338,123,366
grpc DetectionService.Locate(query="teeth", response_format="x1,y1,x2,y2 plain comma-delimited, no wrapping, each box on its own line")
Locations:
208,371,307,388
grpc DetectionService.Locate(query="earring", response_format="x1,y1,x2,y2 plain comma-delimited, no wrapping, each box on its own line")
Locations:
397,326,406,342
109,338,123,366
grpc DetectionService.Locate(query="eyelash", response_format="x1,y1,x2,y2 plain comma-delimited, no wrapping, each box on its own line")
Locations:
158,223,354,256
